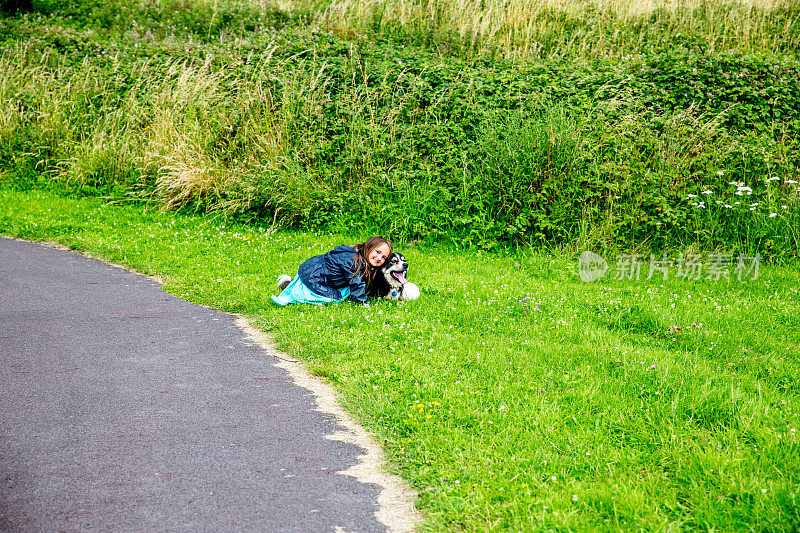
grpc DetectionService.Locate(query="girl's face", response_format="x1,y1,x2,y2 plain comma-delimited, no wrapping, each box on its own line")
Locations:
368,243,391,267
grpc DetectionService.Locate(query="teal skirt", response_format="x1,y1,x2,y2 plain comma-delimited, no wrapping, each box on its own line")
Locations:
271,275,351,306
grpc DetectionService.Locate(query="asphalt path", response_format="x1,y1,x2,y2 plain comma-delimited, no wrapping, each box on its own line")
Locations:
0,237,387,532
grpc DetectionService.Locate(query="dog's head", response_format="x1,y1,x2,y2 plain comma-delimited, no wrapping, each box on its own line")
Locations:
379,252,409,286
367,251,411,299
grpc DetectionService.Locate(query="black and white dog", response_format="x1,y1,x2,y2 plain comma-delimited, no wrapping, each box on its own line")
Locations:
368,252,410,299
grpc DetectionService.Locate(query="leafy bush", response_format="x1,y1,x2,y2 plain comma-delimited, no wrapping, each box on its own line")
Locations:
1,2,798,257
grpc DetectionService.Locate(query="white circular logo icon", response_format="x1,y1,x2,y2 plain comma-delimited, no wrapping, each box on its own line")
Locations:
578,251,608,282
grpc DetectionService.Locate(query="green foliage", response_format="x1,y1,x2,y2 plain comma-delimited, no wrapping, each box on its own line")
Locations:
320,0,800,61
0,0,32,14
1,1,799,258
21,0,298,39
458,106,589,247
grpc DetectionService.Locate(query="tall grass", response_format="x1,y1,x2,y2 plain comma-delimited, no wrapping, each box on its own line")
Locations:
2,38,799,256
314,0,800,59
2,2,799,257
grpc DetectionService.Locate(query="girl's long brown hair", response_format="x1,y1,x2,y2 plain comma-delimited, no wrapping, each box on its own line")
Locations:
352,236,392,285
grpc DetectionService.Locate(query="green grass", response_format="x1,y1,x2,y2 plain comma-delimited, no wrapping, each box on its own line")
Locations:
315,0,800,60
3,0,799,528
3,188,799,531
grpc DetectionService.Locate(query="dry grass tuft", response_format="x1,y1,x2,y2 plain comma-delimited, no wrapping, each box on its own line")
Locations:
317,0,796,58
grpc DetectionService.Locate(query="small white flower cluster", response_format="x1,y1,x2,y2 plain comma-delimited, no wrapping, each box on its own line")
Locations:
765,175,799,185
730,182,753,195
687,192,708,208
686,174,797,216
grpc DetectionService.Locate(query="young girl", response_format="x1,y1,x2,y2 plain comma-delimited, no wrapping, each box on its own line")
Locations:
271,236,392,306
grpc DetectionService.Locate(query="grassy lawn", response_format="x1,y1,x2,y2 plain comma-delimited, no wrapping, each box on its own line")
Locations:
2,188,799,530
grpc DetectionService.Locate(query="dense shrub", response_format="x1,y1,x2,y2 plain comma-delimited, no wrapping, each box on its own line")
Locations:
1,2,798,257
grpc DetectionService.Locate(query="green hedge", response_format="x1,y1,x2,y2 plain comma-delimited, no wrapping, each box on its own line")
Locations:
1,6,799,257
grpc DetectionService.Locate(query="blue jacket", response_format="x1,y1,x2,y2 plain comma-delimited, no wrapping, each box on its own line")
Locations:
297,245,368,303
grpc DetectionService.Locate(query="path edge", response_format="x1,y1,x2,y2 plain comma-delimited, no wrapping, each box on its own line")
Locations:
235,317,424,533
3,237,423,531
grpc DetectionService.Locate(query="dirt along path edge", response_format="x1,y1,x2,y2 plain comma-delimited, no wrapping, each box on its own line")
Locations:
237,318,424,533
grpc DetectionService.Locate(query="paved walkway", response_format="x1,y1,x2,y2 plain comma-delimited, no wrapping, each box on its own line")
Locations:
0,238,393,532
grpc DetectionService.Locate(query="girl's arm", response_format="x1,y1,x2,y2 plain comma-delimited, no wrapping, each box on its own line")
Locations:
349,283,368,303
348,273,368,304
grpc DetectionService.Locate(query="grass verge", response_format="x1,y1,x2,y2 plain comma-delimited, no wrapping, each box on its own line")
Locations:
2,188,799,530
